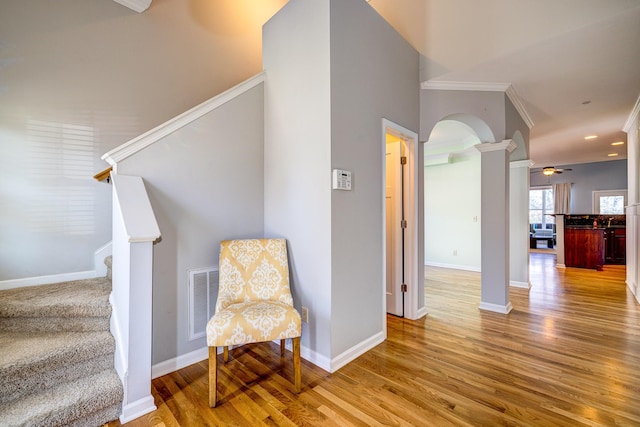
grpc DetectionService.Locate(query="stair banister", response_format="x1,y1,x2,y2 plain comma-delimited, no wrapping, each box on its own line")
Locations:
110,173,160,423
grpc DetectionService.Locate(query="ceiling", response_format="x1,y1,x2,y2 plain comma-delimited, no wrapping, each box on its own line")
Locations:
115,0,640,169
369,0,640,169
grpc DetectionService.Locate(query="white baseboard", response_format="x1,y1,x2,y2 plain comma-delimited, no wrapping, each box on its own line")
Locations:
510,280,531,289
0,270,98,291
119,395,157,424
152,347,209,379
425,262,481,272
150,331,385,380
330,330,385,373
556,263,566,269
479,301,513,314
0,243,112,291
94,241,112,277
414,306,428,320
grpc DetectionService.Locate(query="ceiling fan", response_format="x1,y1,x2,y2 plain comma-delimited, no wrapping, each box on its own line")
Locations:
536,166,573,176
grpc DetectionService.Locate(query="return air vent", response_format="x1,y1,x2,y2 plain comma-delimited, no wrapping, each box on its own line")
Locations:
188,266,218,341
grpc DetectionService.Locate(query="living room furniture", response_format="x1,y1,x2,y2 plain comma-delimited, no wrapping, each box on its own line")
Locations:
530,228,555,249
206,238,302,407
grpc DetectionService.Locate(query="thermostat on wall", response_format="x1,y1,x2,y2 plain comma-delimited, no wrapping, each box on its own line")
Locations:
332,169,352,190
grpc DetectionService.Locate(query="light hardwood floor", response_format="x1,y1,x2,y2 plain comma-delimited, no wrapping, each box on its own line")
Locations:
107,253,640,426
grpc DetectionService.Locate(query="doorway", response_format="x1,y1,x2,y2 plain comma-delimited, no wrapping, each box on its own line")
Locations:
382,119,424,321
386,138,405,316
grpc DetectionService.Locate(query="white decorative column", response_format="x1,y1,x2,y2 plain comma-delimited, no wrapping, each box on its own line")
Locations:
509,160,533,289
476,140,516,314
555,215,566,268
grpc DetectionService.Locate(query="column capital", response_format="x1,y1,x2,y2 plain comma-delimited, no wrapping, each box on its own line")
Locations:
510,159,534,169
475,139,517,153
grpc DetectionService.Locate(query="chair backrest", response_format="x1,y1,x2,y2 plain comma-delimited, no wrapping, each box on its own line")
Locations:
216,238,293,312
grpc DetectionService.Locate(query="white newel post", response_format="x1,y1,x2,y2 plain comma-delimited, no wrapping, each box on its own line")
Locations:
111,174,161,423
509,160,533,289
476,140,516,314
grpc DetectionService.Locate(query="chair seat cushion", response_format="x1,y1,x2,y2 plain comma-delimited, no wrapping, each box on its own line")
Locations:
206,301,301,347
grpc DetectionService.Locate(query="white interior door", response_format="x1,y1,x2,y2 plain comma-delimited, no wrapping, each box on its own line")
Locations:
386,140,404,316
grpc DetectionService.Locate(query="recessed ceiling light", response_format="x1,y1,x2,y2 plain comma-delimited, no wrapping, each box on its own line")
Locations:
608,153,619,157
611,141,625,146
584,135,598,140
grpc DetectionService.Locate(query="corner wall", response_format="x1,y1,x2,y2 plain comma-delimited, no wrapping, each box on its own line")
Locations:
329,0,420,358
263,0,420,368
117,85,265,364
263,0,333,365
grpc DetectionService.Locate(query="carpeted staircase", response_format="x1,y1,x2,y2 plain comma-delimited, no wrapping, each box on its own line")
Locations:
0,257,123,427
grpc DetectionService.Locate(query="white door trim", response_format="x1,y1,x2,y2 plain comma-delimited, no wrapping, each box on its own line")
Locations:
382,119,421,321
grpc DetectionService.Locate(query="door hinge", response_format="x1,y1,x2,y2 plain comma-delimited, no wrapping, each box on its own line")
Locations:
401,219,407,229
401,284,408,292
400,156,407,165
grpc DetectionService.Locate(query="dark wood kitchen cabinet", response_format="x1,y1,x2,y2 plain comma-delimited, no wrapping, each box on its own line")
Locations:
564,228,605,269
604,228,626,264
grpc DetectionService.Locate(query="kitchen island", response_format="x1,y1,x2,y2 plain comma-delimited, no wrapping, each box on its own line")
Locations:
564,227,605,270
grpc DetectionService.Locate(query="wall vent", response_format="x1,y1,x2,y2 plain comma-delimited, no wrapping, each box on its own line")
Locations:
188,266,218,341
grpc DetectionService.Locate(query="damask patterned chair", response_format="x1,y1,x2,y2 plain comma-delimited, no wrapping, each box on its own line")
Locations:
206,238,302,407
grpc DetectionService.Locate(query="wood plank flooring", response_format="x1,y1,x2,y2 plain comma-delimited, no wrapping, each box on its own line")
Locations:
107,254,640,426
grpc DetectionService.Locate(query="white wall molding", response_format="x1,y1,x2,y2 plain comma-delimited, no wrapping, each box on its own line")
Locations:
112,0,151,13
425,262,481,273
623,93,640,132
330,331,385,373
421,80,510,92
479,301,513,314
505,85,535,129
94,242,113,278
102,73,265,165
0,270,99,291
509,280,531,289
152,347,208,379
510,159,534,169
119,395,156,424
421,80,534,129
475,139,517,153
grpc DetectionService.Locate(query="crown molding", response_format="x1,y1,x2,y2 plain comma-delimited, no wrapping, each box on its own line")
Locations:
421,80,510,92
102,72,266,165
623,93,640,132
421,80,534,129
505,85,534,129
112,0,152,12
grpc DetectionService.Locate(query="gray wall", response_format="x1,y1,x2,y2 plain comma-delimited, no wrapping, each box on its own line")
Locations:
330,0,420,356
531,160,627,214
0,0,281,280
263,0,333,361
420,90,506,142
118,86,265,364
263,0,420,364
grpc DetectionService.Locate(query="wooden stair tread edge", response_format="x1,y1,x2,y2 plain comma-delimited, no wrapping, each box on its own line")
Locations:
0,369,123,427
0,331,115,375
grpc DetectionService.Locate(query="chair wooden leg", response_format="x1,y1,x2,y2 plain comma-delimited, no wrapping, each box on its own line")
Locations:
293,337,301,393
280,339,285,356
223,346,229,363
208,347,217,407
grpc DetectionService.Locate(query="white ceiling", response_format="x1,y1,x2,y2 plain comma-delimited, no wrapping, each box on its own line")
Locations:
370,0,640,169
117,1,640,169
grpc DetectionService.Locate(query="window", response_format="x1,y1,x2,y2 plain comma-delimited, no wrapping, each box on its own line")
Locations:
530,187,554,229
593,190,627,214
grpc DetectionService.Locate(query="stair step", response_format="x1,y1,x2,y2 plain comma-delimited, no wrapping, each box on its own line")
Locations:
0,278,111,317
0,369,123,427
0,331,115,405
